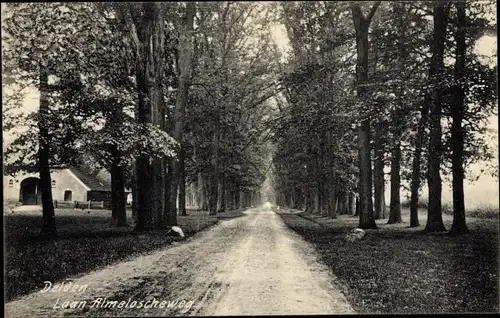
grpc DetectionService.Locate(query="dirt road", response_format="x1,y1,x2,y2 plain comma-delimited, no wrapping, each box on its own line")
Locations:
5,206,354,317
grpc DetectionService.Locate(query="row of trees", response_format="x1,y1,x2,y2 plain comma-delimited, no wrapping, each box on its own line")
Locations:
3,2,279,236
270,1,497,234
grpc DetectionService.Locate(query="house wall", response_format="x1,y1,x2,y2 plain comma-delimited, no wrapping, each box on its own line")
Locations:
3,169,89,203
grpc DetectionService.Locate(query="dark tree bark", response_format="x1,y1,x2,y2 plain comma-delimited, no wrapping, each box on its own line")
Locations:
388,140,402,223
109,106,127,227
208,128,219,215
355,194,360,216
217,175,226,212
239,189,244,209
197,173,206,210
110,150,127,226
348,192,356,215
388,2,408,225
167,2,196,225
131,166,138,223
409,96,431,227
178,146,187,216
327,173,337,219
449,0,469,235
351,2,380,229
425,2,450,232
123,3,166,231
373,121,386,219
39,68,56,237
313,184,320,214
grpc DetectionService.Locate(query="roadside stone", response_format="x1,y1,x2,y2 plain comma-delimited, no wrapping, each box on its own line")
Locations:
344,228,365,242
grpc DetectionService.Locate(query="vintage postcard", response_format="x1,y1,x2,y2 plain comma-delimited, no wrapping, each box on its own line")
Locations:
3,1,498,316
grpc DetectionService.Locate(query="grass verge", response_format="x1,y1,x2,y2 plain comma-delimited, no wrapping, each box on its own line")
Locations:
277,208,498,314
4,207,244,302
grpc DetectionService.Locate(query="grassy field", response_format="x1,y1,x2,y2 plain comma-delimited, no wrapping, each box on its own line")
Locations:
4,206,245,302
277,208,499,314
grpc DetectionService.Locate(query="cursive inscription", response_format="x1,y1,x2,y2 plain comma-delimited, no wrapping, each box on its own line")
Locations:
41,281,88,293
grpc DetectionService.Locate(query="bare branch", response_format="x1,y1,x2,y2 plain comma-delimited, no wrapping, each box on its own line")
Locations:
366,1,381,24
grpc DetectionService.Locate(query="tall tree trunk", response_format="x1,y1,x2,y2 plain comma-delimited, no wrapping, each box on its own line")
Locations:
239,189,244,209
328,178,337,219
225,188,232,211
38,68,56,237
373,121,385,219
355,194,360,216
388,140,402,223
388,2,407,225
326,130,337,219
217,175,226,212
313,185,320,214
208,129,219,215
164,159,172,226
125,3,166,231
110,151,127,226
303,189,310,212
131,165,138,223
409,96,430,227
449,0,469,235
178,146,187,216
351,2,380,229
197,173,206,210
109,106,127,227
425,2,449,232
167,2,196,225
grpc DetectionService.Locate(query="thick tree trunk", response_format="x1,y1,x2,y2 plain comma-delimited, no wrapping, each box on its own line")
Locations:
425,3,449,232
373,122,385,220
111,153,127,226
108,105,127,227
168,2,196,224
127,3,166,231
39,68,56,237
449,0,469,235
388,141,402,223
351,3,380,229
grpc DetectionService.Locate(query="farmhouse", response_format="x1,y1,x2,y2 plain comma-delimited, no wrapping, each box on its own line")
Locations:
3,166,131,208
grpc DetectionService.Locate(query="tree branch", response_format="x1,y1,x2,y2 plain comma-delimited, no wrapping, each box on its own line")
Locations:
366,1,381,24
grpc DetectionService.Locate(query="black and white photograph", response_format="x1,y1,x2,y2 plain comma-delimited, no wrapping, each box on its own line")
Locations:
2,1,498,316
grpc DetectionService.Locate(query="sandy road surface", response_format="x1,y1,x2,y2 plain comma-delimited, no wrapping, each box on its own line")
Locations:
5,206,354,317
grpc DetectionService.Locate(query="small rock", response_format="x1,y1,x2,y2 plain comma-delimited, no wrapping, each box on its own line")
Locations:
166,226,185,239
344,228,365,242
